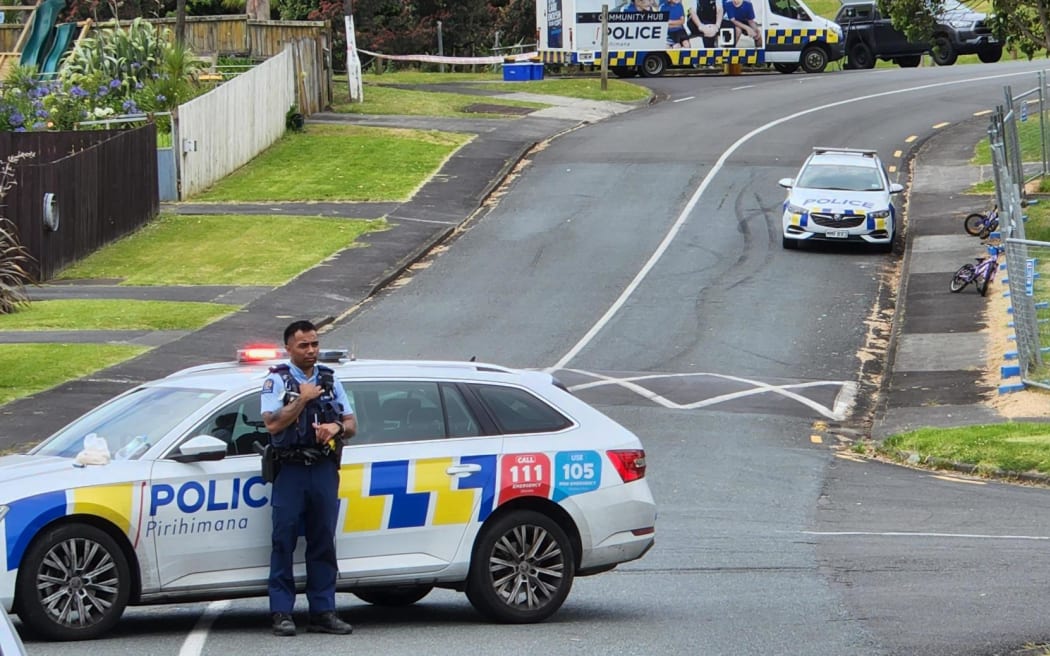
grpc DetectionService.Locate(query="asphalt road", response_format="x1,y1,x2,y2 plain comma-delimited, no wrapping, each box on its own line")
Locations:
24,61,1050,655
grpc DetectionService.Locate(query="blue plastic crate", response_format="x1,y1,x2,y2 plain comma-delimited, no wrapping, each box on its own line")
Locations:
502,63,530,81
529,62,545,80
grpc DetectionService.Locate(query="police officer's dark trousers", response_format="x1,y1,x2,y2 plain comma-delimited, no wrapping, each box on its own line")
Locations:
268,458,340,614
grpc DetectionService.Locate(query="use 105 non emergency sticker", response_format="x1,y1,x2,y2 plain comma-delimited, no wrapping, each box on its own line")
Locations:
498,451,602,504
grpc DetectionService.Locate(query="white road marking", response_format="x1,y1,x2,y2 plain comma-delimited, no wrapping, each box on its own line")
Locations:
803,530,1050,541
732,84,755,90
561,368,856,419
551,69,1033,372
674,96,696,102
178,600,231,656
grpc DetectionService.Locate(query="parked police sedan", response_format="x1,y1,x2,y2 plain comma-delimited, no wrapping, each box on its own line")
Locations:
779,146,904,252
0,350,656,641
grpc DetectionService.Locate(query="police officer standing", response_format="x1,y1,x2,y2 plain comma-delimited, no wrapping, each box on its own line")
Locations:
261,320,356,637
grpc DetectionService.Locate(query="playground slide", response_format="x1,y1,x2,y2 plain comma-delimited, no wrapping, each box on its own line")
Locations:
40,22,76,74
19,0,66,70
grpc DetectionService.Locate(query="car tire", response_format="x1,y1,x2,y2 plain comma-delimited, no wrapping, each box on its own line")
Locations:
801,45,828,73
895,55,921,68
848,42,875,70
978,45,1002,63
640,53,667,77
931,36,957,66
782,236,799,250
353,585,433,607
15,523,131,641
773,62,799,74
466,510,575,624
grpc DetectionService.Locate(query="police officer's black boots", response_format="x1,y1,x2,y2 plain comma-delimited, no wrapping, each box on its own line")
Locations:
307,611,353,635
272,612,296,637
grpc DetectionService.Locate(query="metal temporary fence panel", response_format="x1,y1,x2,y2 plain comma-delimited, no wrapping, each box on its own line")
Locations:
1005,238,1050,389
177,47,296,199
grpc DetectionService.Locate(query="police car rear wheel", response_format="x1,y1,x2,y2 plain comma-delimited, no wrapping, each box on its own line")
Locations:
15,523,131,641
466,510,575,623
353,586,433,607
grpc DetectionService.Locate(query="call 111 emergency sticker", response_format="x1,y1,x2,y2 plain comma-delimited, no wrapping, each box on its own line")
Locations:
498,453,552,504
553,450,601,501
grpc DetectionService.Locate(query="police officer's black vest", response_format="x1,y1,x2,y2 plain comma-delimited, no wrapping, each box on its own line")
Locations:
269,364,341,450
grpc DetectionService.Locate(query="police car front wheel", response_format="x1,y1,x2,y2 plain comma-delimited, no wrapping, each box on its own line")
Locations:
466,510,575,623
15,523,131,641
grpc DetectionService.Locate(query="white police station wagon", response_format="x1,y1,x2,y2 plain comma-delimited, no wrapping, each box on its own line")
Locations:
0,350,656,641
779,147,904,252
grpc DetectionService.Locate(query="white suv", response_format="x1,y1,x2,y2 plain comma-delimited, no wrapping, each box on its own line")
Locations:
779,147,903,252
0,352,656,640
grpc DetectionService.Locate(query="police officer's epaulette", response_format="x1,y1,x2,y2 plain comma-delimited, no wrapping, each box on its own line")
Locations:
269,364,291,375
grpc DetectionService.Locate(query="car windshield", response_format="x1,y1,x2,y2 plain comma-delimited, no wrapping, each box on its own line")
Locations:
31,386,222,460
796,163,884,191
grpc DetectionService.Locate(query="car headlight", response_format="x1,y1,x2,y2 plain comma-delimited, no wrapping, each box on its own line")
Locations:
946,19,974,28
869,208,891,219
786,203,808,215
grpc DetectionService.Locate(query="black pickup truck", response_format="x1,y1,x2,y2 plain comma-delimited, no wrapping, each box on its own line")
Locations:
835,0,1001,69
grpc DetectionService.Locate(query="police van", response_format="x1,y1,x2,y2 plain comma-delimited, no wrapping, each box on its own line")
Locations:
538,0,844,75
0,350,656,640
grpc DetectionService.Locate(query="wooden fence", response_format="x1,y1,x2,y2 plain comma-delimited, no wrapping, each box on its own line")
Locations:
0,16,329,58
0,124,158,280
177,45,294,198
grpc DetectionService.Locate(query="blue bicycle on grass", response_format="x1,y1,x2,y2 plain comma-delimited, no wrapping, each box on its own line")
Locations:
950,244,1004,296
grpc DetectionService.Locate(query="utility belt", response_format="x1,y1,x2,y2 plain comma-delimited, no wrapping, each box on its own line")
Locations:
275,446,333,465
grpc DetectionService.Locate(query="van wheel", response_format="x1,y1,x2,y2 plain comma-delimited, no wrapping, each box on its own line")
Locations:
978,45,1002,63
848,42,875,69
640,53,667,77
895,55,921,68
773,63,799,74
15,523,131,641
932,36,957,65
466,510,575,623
801,45,828,73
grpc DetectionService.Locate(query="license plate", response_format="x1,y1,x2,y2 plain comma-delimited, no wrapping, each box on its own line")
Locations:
826,230,849,239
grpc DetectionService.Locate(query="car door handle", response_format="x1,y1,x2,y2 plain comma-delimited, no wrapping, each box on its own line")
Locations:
446,464,482,477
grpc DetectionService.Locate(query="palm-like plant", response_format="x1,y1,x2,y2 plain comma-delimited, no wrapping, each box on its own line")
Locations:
0,153,37,314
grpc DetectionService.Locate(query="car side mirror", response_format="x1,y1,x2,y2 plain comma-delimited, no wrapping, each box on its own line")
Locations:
171,435,228,463
889,182,904,194
778,177,794,188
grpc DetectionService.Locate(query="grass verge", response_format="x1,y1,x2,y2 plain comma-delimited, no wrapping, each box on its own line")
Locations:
879,423,1050,475
0,344,148,406
192,124,471,202
0,300,234,330
55,214,386,286
330,84,550,117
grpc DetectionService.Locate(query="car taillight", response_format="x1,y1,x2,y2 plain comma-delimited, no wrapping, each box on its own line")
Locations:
607,449,646,483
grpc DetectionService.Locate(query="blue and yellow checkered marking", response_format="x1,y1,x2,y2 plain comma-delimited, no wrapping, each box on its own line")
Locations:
765,28,839,46
339,455,497,533
5,484,137,571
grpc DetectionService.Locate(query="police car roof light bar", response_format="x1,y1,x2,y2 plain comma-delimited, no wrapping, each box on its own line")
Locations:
238,346,286,363
812,146,878,157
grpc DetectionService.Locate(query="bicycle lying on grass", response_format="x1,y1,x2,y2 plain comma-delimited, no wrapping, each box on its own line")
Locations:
950,244,1004,296
963,205,999,240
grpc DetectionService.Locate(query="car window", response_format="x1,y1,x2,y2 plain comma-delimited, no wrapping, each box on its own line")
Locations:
346,381,453,445
469,384,573,434
797,163,884,191
187,394,269,457
32,386,222,459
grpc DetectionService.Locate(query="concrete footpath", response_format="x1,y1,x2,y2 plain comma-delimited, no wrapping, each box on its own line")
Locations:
0,90,1027,450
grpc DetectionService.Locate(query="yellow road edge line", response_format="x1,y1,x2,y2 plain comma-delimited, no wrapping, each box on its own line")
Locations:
810,435,823,444
932,474,986,485
932,122,950,129
905,135,918,143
